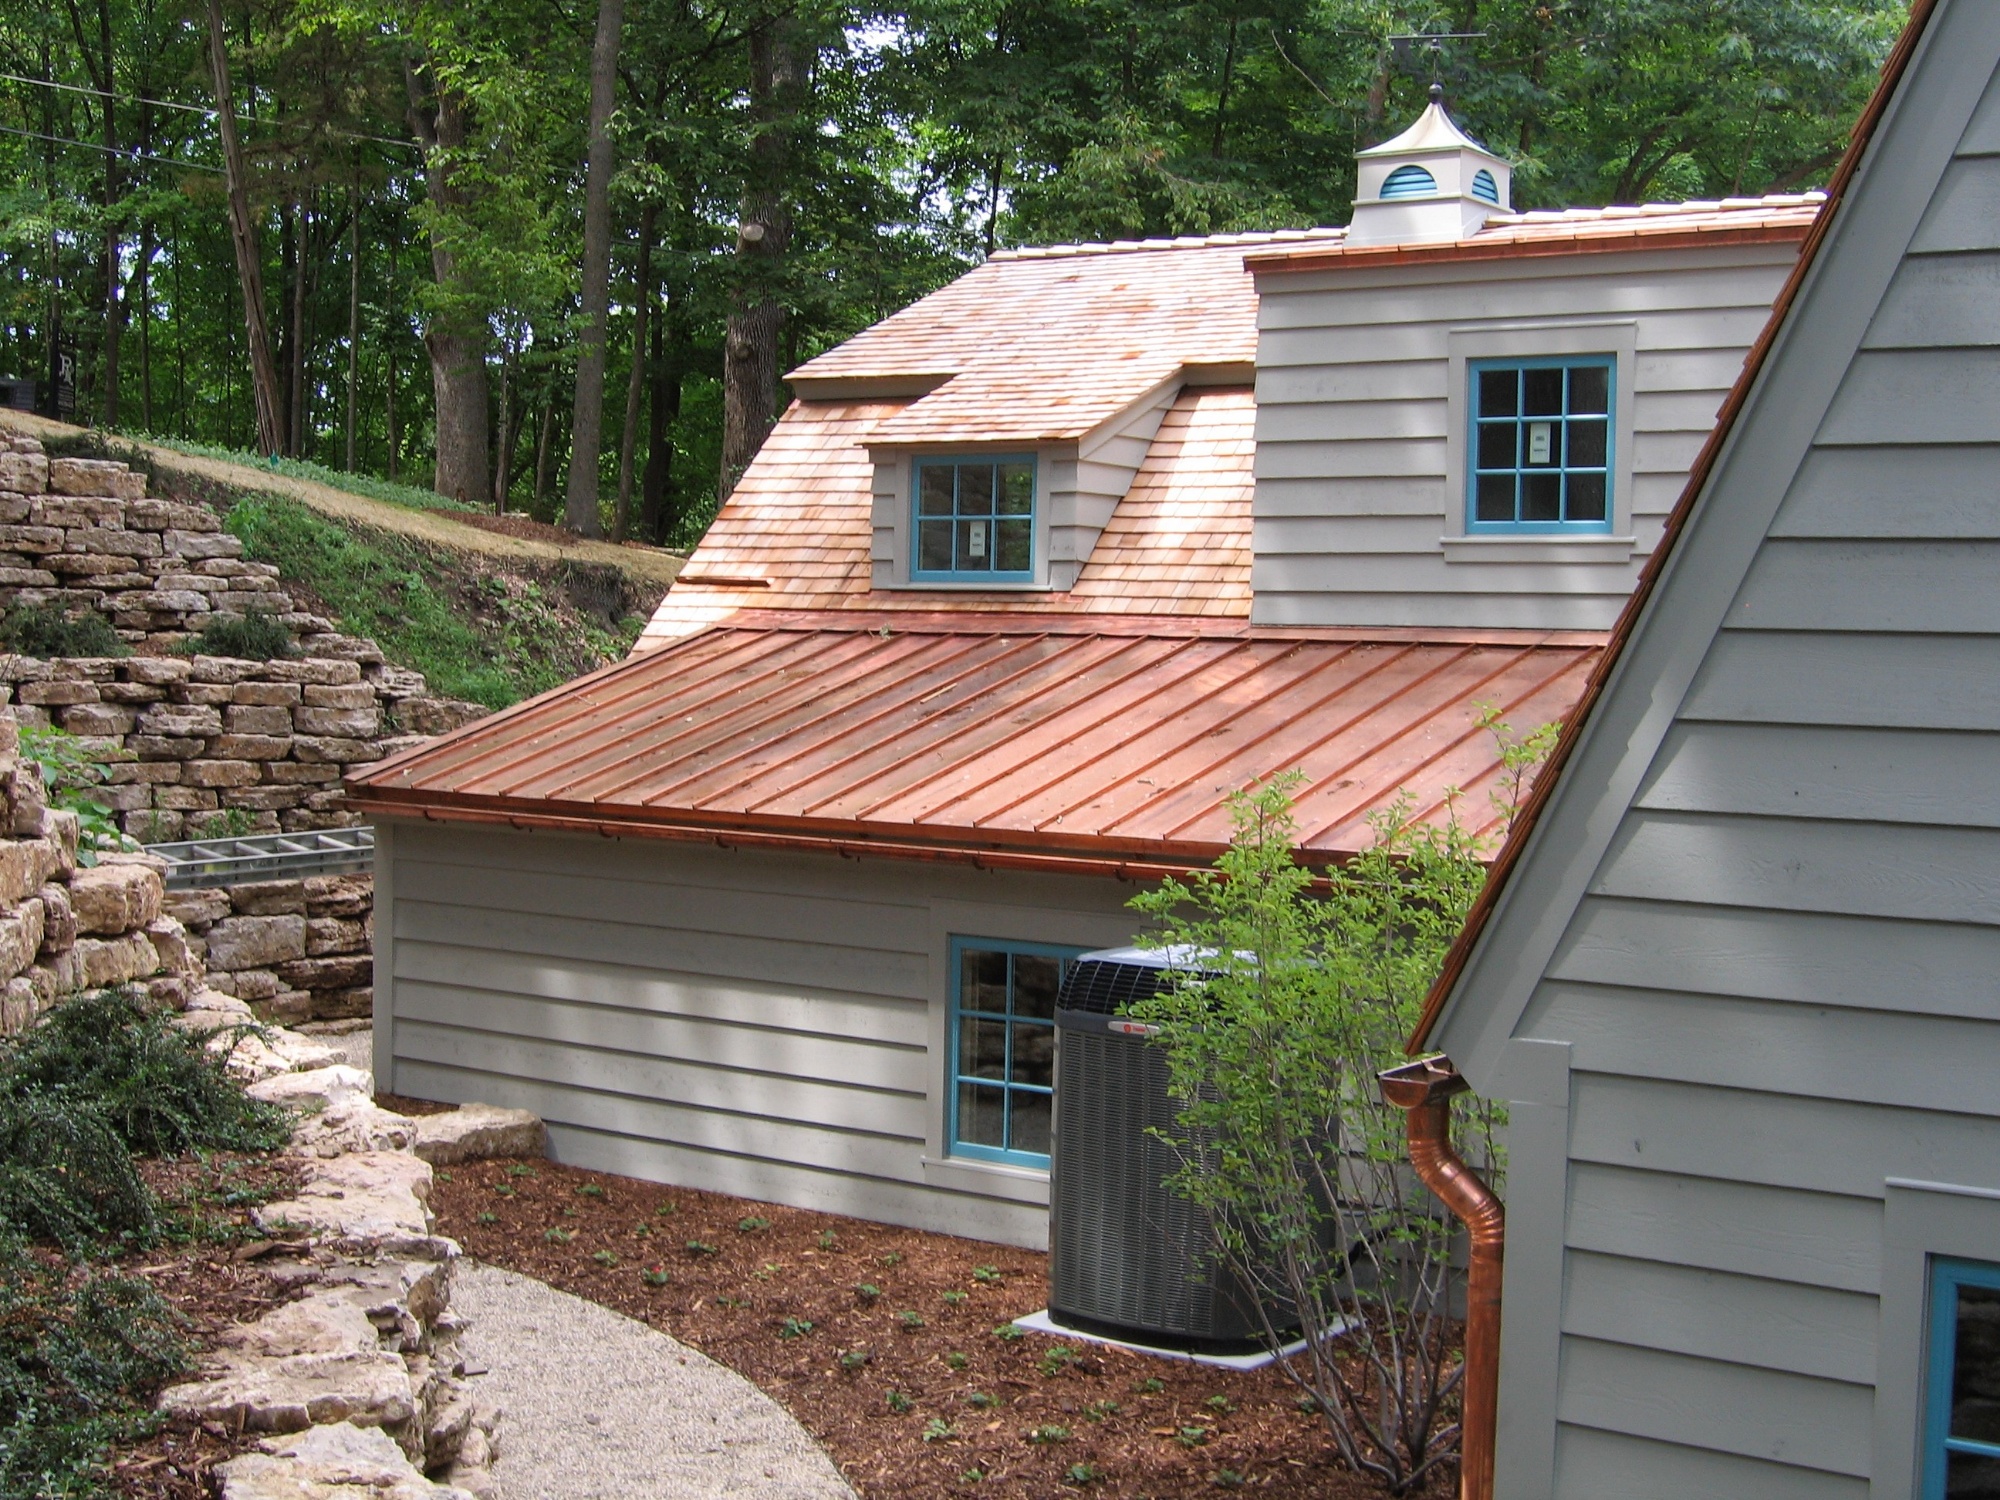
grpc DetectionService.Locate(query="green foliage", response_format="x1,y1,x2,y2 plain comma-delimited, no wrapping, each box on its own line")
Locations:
922,1417,956,1442
188,808,258,841
0,1232,189,1497
1126,763,1540,1492
777,1316,815,1340
737,1216,769,1233
16,725,137,866
1027,1424,1071,1445
183,610,297,662
0,607,127,661
885,1389,913,1414
222,495,637,708
143,439,479,514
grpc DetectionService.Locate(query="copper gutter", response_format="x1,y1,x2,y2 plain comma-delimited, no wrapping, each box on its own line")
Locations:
1378,1056,1502,1500
1245,216,1812,277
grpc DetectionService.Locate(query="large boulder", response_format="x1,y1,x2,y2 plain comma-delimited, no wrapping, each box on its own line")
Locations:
255,1152,446,1259
248,1065,417,1159
411,1105,546,1167
215,1421,478,1500
66,860,165,935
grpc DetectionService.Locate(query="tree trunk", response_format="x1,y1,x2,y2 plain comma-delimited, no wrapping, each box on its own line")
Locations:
719,14,801,504
97,0,121,429
406,74,490,504
563,0,626,537
137,221,154,431
346,180,360,470
202,0,283,457
493,338,515,513
287,197,310,457
640,292,683,546
385,236,398,479
612,201,657,543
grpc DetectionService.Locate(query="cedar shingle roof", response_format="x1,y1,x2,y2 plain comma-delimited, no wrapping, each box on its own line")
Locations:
641,386,1255,644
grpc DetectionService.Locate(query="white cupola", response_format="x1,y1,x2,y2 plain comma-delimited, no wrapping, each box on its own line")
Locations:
1346,84,1512,247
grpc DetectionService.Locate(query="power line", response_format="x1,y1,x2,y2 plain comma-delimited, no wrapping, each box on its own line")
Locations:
0,122,222,173
0,70,419,152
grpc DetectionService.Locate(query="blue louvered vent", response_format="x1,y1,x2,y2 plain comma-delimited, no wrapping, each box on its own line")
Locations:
1472,167,1500,204
1380,164,1438,199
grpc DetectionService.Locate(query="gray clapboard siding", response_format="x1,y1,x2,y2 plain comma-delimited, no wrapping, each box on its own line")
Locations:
1251,587,1633,632
1908,154,2000,252
1549,896,2000,1018
1567,1073,2000,1204
1820,348,2000,443
395,943,928,1048
384,821,1143,1248
1592,809,2000,924
1556,1336,1874,1476
1637,721,2000,827
1684,629,2000,730
1864,250,2000,347
1561,1249,1877,1384
396,982,920,1088
1522,982,2000,1114
1564,1161,1882,1293
1256,302,1777,365
1553,1425,1868,1500
1770,444,2000,537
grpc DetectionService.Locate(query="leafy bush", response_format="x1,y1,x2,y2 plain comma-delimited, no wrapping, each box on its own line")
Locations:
17,726,139,865
183,610,296,661
0,606,127,660
0,1232,188,1495
1127,772,1517,1494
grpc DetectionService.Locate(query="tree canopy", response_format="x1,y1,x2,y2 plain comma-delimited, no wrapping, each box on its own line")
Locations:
0,0,1907,544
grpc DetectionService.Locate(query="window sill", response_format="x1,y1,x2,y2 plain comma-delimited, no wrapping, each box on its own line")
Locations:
1441,534,1638,564
877,579,1057,593
920,1155,1051,1206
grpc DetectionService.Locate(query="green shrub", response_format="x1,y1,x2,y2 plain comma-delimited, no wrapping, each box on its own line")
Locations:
2,989,288,1159
0,606,127,660
183,610,296,661
18,726,139,865
0,1231,188,1495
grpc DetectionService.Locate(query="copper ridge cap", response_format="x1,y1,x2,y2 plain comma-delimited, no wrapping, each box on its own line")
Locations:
990,226,1346,261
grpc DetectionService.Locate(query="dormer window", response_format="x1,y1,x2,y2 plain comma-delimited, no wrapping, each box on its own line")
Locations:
1469,357,1614,532
914,456,1037,581
1471,168,1500,204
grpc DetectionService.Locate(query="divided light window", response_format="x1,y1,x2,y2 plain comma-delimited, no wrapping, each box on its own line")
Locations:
1469,356,1613,533
914,457,1036,582
1923,1257,2000,1499
948,938,1081,1169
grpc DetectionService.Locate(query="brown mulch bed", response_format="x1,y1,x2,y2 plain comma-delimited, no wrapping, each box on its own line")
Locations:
107,1153,310,1500
431,1158,1450,1498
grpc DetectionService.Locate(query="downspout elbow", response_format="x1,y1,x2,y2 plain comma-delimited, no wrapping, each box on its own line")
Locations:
1379,1055,1503,1500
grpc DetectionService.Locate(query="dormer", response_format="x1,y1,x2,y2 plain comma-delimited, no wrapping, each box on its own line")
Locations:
1346,85,1512,247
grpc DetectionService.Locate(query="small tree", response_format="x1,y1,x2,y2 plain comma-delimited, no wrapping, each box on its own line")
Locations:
1127,775,1503,1493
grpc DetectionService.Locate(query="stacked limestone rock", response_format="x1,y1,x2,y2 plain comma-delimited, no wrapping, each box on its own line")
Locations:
165,874,373,1024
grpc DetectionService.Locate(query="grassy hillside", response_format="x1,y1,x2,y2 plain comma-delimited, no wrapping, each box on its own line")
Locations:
224,496,656,708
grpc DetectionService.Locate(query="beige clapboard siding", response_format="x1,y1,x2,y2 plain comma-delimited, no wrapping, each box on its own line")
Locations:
1553,1426,1868,1500
1250,245,1795,630
382,822,1143,1249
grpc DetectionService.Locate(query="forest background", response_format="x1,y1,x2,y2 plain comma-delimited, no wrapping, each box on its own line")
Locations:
0,0,1908,548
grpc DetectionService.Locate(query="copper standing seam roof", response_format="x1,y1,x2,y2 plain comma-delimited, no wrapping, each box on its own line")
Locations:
347,614,1603,881
1406,0,1939,1054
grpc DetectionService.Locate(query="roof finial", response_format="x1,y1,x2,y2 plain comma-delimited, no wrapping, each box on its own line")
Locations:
1429,82,1446,109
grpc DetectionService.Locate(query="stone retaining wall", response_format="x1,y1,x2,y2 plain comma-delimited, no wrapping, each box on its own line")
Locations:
0,653,478,840
165,873,372,1025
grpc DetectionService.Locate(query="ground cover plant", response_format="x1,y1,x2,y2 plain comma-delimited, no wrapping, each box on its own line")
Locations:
222,495,654,708
0,990,297,1497
0,606,130,662
428,1158,1449,1498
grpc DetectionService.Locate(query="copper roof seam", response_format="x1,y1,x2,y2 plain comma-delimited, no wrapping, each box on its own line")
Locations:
1385,650,1599,835
595,631,992,806
548,629,954,801
833,632,1197,822
752,632,1141,816
683,631,1073,810
483,629,893,802
1292,645,1590,849
1020,639,1354,833
1140,640,1453,841
929,636,1285,828
887,634,1263,825
452,627,837,796
1085,639,1429,837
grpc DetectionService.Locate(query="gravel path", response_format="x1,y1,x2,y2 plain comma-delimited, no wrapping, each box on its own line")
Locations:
451,1262,856,1500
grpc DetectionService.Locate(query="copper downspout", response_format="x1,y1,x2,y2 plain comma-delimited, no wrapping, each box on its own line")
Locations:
1378,1056,1504,1500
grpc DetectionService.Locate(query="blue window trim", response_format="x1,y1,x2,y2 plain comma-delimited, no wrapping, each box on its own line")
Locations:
1380,164,1438,199
1467,355,1616,536
1471,167,1500,204
1923,1255,2000,1498
946,936,1084,1169
911,454,1038,583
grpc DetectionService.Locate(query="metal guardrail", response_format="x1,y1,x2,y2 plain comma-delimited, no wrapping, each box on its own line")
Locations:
147,826,375,890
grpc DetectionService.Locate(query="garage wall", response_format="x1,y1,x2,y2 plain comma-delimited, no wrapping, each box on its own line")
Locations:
373,820,1144,1248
